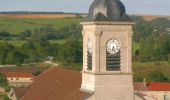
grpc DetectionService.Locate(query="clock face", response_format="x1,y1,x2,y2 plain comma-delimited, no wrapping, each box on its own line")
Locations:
107,39,120,54
87,39,93,54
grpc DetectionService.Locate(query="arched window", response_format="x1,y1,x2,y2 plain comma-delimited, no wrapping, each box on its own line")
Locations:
106,39,121,71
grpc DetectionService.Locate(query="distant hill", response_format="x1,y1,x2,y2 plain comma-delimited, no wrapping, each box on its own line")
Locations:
0,11,80,19
0,14,76,19
0,11,169,20
131,14,170,21
0,11,73,14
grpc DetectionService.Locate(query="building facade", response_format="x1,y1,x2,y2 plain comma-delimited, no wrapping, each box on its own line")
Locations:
134,82,170,100
4,72,34,87
81,0,134,99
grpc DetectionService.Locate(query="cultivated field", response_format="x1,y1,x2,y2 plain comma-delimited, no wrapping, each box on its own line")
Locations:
1,14,170,80
0,17,81,34
0,14,76,18
140,15,170,21
133,61,170,79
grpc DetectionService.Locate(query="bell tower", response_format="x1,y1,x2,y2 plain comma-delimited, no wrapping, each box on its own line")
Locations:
81,0,134,100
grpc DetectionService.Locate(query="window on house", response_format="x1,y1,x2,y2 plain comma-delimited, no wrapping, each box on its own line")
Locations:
164,95,169,100
16,78,19,80
11,78,13,80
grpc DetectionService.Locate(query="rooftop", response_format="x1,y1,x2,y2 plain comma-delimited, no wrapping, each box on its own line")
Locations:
134,82,170,91
86,0,131,21
4,72,34,78
14,67,90,100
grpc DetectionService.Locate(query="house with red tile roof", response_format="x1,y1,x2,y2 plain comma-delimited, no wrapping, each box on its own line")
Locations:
134,82,170,100
9,66,170,100
4,71,34,87
8,67,91,100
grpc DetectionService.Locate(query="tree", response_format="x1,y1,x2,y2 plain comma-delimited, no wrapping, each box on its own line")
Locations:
134,75,143,82
18,29,32,40
5,50,27,66
0,94,11,100
147,70,169,82
57,37,82,65
0,31,11,40
33,70,42,76
0,73,8,87
0,42,15,65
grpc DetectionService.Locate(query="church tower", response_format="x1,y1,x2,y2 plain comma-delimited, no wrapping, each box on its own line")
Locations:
81,0,134,100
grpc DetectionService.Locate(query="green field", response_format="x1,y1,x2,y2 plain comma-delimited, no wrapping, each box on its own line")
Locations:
0,39,66,47
132,42,140,54
49,39,66,45
133,61,170,79
1,16,170,81
0,17,81,34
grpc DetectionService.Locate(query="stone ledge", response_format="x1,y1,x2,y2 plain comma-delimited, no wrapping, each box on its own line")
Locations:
81,71,133,75
81,21,135,25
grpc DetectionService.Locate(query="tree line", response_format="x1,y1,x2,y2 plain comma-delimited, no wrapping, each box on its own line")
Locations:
0,24,82,70
132,16,170,62
0,17,170,69
0,24,81,41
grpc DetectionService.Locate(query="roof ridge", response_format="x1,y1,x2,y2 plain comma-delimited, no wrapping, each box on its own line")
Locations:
20,67,56,99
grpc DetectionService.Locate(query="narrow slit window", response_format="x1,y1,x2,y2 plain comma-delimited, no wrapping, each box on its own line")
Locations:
87,52,92,70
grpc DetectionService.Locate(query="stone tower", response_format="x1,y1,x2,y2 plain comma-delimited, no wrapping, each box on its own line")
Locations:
81,0,134,100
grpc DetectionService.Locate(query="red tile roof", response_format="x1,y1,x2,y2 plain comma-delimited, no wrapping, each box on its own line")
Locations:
14,67,90,100
4,72,34,78
13,87,30,100
134,82,170,91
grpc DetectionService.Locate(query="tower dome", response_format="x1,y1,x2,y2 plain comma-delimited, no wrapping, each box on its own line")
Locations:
86,0,131,21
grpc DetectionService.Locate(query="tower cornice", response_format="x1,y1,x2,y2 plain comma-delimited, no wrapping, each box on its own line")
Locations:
81,21,134,25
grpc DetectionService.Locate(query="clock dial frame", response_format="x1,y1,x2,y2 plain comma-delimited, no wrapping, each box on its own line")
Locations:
107,39,120,54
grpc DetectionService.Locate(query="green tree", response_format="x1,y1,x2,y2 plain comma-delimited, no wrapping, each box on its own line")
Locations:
0,42,15,65
0,73,8,87
18,29,32,40
147,70,169,82
5,50,27,66
0,94,11,100
57,37,82,65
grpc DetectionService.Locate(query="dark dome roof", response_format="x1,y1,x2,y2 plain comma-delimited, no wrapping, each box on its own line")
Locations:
86,0,131,22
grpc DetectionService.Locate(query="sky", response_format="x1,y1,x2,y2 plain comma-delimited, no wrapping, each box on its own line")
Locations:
0,0,170,15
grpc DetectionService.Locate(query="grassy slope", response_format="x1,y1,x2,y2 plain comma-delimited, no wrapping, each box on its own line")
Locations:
0,17,81,34
133,61,170,79
1,16,170,80
132,42,170,78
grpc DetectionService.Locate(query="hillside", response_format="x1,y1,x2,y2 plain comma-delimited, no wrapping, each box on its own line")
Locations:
131,14,170,21
0,14,76,19
0,13,170,82
0,17,81,34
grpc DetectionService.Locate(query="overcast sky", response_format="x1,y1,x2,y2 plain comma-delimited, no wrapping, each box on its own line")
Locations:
0,0,170,15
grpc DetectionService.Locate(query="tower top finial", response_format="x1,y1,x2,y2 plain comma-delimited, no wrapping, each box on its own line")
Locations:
86,0,131,22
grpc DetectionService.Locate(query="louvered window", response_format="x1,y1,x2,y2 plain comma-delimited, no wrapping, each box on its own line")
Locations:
106,51,121,71
87,52,92,70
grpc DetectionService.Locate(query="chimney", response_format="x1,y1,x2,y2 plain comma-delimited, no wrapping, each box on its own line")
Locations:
143,78,147,87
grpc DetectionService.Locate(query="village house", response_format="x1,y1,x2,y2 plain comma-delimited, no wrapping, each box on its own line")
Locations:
134,82,170,100
7,67,170,100
4,0,169,99
8,67,90,100
4,71,34,87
